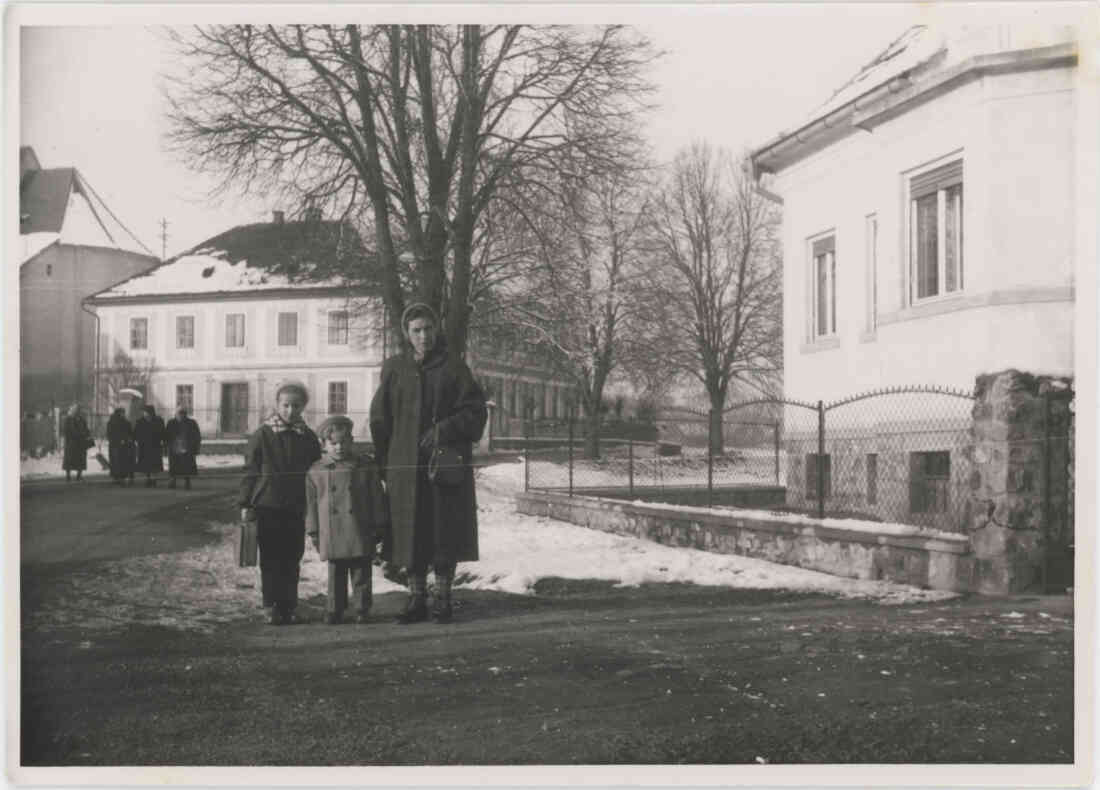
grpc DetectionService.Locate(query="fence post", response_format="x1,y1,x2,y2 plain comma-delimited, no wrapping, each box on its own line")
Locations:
487,403,495,454
567,405,575,497
628,436,634,498
817,400,825,520
707,409,715,509
524,407,530,493
1042,390,1052,593
773,421,780,485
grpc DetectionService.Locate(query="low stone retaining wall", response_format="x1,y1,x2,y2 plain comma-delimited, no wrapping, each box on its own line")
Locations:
516,491,980,593
538,485,785,510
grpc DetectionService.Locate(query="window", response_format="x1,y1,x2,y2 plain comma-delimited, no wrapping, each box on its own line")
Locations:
277,312,298,346
176,384,194,412
328,381,347,415
909,451,950,513
176,315,195,349
909,160,963,302
805,453,832,499
328,310,349,345
810,235,836,338
46,264,52,277
866,453,878,505
865,215,878,332
225,313,245,347
130,317,148,350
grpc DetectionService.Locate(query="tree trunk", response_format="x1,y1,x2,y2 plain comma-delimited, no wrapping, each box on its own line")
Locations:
708,392,725,458
585,408,603,460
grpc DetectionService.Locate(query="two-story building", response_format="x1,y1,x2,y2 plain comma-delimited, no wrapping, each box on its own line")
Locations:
749,23,1087,528
86,213,576,443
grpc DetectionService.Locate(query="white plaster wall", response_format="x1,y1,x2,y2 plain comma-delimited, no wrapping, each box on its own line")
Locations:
775,65,1077,405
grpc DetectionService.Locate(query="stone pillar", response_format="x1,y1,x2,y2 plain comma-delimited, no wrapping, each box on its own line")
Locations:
965,369,1073,593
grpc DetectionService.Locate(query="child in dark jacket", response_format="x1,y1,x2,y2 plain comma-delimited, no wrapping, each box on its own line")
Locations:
306,416,389,624
239,381,322,625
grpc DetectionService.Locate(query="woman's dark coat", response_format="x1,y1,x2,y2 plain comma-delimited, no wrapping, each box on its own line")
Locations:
166,416,202,477
62,414,91,471
369,342,487,569
134,414,166,474
238,424,322,516
106,412,135,480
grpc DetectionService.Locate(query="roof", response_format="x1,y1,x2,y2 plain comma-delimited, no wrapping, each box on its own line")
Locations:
751,24,1078,175
89,219,377,302
19,156,157,262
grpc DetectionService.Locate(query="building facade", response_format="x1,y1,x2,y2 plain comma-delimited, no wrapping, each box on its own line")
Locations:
19,146,160,413
749,24,1088,529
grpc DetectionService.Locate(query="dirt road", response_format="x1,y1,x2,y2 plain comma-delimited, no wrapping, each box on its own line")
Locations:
19,473,1074,765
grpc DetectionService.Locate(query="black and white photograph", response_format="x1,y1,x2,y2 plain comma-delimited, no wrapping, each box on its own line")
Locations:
6,2,1096,785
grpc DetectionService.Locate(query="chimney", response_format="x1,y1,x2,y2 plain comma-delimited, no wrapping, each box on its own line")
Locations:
272,210,285,225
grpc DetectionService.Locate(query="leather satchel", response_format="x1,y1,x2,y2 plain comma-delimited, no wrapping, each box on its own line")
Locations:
238,521,258,567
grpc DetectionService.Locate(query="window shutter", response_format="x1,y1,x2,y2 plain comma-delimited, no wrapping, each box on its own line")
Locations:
910,160,962,199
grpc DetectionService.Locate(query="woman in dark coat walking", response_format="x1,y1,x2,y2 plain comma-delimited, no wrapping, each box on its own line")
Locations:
134,405,166,487
106,407,136,485
61,403,92,482
370,303,487,624
165,406,202,489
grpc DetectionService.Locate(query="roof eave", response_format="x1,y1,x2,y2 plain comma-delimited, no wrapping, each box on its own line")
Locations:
750,42,1077,177
85,285,376,306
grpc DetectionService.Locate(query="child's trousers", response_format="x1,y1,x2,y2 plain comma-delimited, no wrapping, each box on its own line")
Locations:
255,507,306,613
327,559,373,615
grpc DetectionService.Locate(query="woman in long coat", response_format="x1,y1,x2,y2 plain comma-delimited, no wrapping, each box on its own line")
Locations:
165,406,202,489
61,403,91,482
370,303,487,624
106,407,135,485
134,405,166,487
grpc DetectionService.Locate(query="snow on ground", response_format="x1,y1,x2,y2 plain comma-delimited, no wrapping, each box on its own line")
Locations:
526,446,783,489
20,447,243,479
24,456,957,635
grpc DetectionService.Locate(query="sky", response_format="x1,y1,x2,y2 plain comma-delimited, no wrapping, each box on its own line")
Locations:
12,5,979,259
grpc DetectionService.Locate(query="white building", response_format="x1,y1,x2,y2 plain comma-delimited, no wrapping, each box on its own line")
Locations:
86,215,576,442
748,23,1091,527
750,24,1087,404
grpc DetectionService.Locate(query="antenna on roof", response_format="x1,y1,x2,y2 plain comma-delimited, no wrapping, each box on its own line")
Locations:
159,218,169,262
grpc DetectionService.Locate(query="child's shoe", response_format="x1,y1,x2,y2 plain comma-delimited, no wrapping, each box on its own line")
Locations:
432,602,453,624
395,597,428,625
325,611,342,625
264,607,281,626
355,611,370,624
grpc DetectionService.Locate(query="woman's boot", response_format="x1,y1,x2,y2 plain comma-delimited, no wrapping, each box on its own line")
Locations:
432,566,454,624
395,572,428,624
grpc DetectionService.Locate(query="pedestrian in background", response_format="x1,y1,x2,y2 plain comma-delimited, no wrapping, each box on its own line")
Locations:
134,405,166,488
369,303,487,625
61,403,92,482
106,407,136,486
305,416,389,625
166,406,202,489
239,381,322,626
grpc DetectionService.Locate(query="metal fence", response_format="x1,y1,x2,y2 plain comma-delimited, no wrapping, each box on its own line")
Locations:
522,411,783,509
523,385,1074,536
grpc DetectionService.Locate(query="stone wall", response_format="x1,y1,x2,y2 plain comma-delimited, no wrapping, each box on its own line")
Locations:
516,491,972,591
963,370,1074,593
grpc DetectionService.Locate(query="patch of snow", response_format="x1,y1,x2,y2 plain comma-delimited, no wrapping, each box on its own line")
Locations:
98,250,348,298
20,447,244,479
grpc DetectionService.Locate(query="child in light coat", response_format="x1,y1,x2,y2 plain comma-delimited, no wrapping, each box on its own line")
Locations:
306,416,389,624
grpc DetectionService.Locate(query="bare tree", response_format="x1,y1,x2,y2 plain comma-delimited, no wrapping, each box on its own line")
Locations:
96,349,158,417
508,164,652,458
643,142,782,456
165,24,658,355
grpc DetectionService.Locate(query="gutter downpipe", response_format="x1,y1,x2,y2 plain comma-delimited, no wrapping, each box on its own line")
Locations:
80,298,100,422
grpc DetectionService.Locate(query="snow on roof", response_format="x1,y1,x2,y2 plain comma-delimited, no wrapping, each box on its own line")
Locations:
94,248,349,298
93,220,367,299
21,232,60,264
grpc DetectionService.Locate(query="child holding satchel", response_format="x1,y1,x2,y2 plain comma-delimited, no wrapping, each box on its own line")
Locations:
239,381,322,625
305,416,389,624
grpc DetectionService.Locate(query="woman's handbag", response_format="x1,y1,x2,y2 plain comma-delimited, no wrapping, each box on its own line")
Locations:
427,386,466,487
237,521,258,567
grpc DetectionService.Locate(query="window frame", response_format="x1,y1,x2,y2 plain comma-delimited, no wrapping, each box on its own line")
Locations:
328,310,350,346
907,158,964,306
805,453,832,499
176,384,194,413
865,214,878,333
277,311,299,347
129,317,148,351
225,313,246,348
327,380,348,416
808,232,837,340
175,315,195,350
909,450,951,514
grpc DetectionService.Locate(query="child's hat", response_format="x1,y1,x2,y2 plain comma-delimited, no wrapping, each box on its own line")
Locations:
274,379,310,405
317,415,355,439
